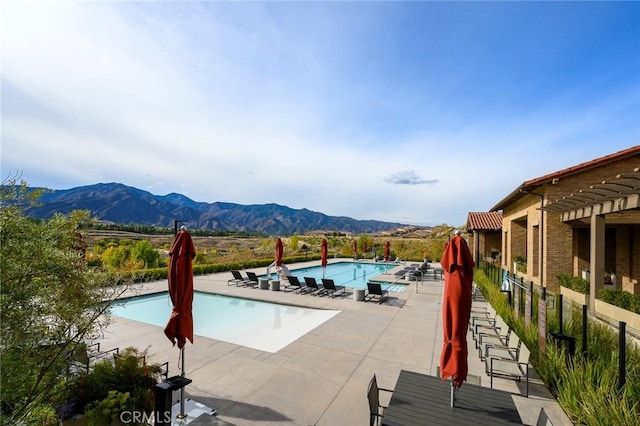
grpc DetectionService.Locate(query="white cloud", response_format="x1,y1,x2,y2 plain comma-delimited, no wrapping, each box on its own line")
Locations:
384,170,438,185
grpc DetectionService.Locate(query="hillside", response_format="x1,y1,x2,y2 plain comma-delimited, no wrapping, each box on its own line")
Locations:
25,182,426,235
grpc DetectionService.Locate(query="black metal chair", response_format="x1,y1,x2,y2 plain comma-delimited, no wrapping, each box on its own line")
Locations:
321,278,346,298
244,271,259,288
228,270,251,286
303,276,322,295
367,374,393,426
365,282,388,304
283,275,303,293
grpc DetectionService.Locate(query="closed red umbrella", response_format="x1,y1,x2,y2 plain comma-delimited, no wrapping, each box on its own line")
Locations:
165,227,194,417
321,238,328,277
321,238,328,267
275,238,283,267
384,241,390,261
163,226,200,419
164,227,195,349
353,240,358,257
363,241,367,258
439,232,474,405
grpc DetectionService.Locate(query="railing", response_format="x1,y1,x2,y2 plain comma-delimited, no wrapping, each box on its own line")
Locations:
478,259,635,391
266,260,277,280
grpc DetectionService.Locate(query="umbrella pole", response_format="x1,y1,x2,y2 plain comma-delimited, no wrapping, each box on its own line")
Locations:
179,347,186,419
450,378,457,407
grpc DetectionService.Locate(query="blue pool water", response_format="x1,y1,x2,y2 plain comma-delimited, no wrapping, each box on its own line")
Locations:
270,261,405,291
111,292,340,353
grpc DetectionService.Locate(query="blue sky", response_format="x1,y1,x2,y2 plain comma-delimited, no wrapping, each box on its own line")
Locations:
2,1,639,227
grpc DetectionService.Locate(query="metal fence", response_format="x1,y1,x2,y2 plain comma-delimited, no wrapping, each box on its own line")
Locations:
478,260,633,390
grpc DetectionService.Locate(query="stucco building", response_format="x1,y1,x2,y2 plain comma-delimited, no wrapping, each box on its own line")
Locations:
488,146,640,306
465,211,503,266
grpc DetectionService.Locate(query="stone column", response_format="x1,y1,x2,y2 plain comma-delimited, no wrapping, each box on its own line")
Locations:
589,214,605,308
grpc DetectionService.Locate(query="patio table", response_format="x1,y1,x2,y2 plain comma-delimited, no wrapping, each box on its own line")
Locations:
382,370,522,426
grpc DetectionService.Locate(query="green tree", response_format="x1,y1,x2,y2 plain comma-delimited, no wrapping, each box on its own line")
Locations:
289,235,299,251
131,239,159,268
260,238,273,253
357,234,373,256
101,245,131,271
0,180,127,424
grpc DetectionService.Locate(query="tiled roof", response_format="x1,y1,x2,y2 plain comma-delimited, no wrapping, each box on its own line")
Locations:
466,211,503,230
522,145,640,188
491,145,640,211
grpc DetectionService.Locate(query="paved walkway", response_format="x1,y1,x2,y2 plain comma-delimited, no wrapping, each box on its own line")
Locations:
96,260,573,425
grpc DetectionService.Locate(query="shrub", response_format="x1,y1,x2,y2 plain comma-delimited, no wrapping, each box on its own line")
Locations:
599,289,640,314
62,347,162,421
84,390,130,426
22,404,59,426
557,273,590,294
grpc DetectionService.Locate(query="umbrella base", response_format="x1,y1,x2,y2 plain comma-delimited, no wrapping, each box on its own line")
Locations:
171,398,216,424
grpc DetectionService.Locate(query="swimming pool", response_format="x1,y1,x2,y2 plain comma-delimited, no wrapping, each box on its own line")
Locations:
274,261,405,291
111,292,340,353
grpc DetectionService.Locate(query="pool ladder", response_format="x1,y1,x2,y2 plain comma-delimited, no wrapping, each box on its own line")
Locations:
266,261,277,280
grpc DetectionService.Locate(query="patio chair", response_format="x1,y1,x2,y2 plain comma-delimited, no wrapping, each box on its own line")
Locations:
473,310,504,343
303,276,323,295
365,282,388,304
484,332,521,362
228,270,250,286
393,268,408,278
488,343,530,397
470,305,497,332
283,275,303,293
367,374,393,426
475,316,510,354
321,278,346,298
68,342,120,374
243,271,259,288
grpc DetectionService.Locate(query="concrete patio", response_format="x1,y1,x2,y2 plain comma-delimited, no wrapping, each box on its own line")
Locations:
95,260,573,426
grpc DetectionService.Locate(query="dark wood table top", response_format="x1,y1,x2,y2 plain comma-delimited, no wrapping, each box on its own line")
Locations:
382,370,522,426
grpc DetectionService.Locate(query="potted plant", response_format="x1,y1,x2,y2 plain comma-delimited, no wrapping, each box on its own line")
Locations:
513,256,526,274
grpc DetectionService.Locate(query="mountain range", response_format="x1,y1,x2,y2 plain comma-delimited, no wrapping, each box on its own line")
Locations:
24,182,417,235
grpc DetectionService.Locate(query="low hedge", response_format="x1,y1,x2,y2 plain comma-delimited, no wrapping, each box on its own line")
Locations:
97,254,325,286
557,273,640,313
599,289,640,314
557,273,590,294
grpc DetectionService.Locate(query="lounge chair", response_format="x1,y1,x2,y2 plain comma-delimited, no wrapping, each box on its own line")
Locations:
303,277,323,295
470,305,497,333
243,271,259,288
365,282,388,304
474,315,509,351
228,270,251,286
320,278,346,298
484,332,521,362
488,343,530,397
367,374,393,426
284,275,303,293
477,325,512,359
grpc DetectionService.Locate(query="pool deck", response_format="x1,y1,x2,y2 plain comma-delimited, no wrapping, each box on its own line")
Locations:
96,260,573,426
